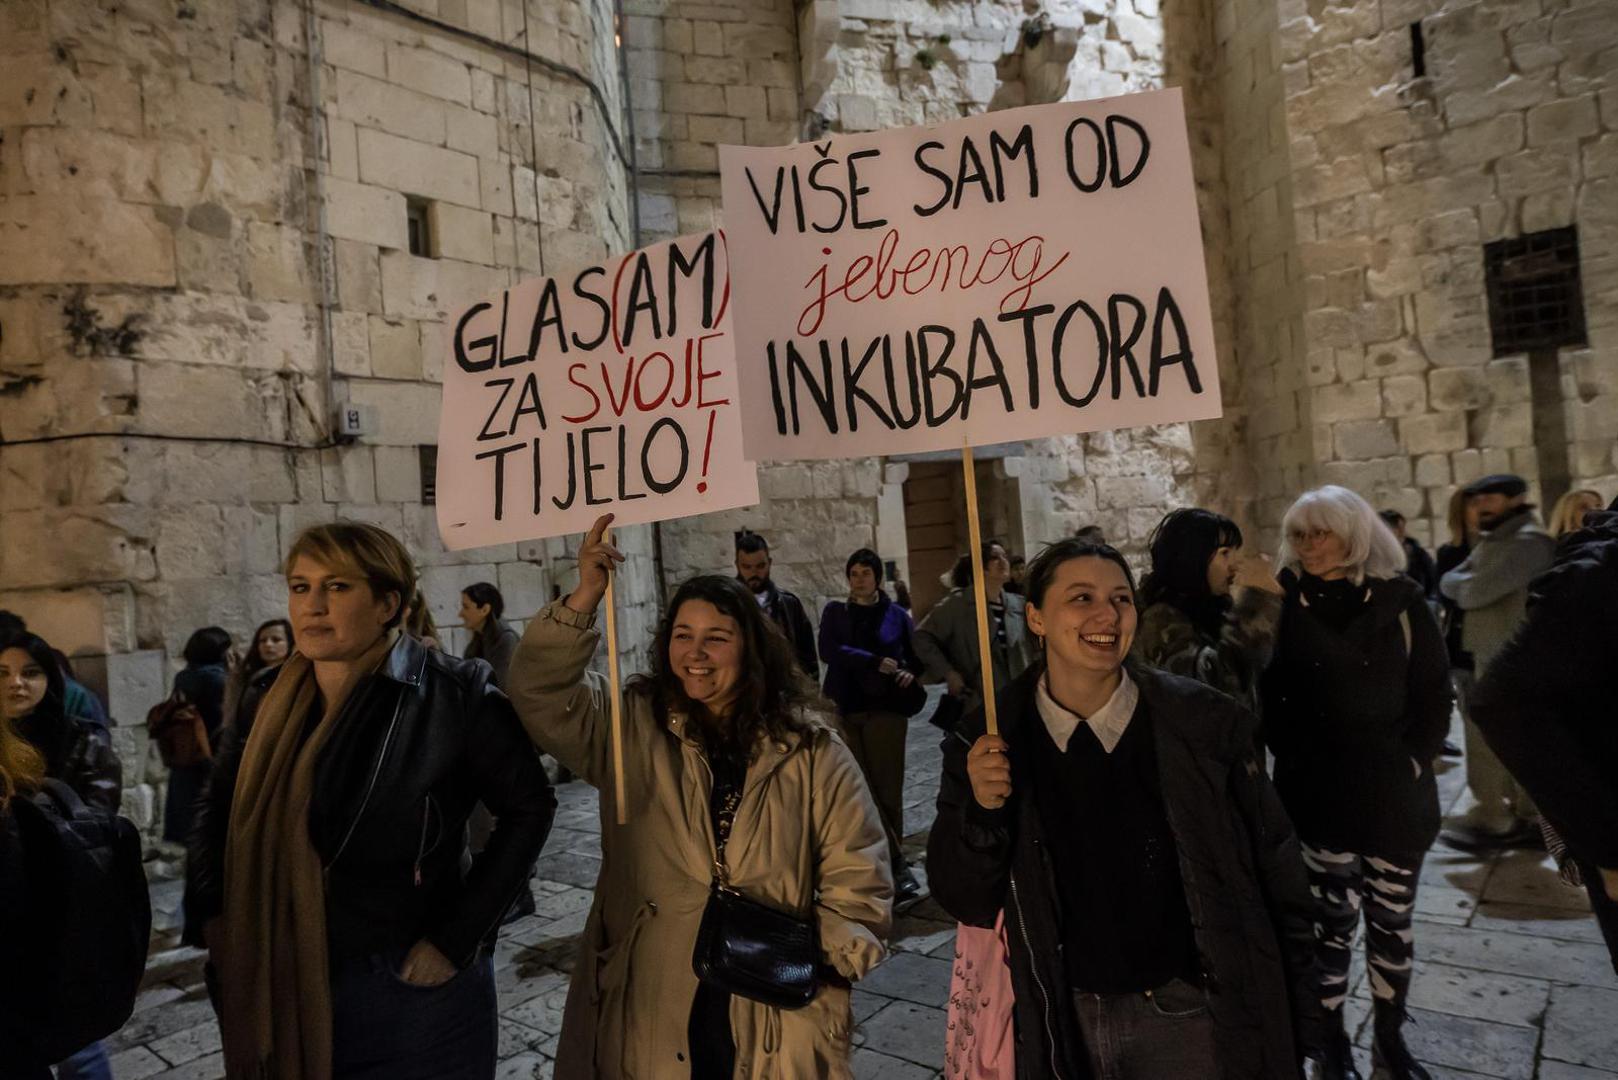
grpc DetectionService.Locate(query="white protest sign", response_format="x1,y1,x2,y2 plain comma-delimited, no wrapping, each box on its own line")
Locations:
718,87,1222,461
435,232,759,550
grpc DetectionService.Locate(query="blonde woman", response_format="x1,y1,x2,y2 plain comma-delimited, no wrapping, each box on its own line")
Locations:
186,522,555,1079
1261,486,1452,1080
1549,488,1604,538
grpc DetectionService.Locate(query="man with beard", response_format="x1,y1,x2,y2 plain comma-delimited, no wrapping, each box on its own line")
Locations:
1439,475,1556,851
734,530,820,679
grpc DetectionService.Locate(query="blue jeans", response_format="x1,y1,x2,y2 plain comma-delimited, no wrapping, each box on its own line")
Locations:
330,949,496,1080
1072,979,1219,1080
54,1041,112,1080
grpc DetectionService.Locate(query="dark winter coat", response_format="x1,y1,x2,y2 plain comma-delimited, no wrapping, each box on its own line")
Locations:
14,710,121,818
185,633,556,968
1133,589,1281,716
818,595,921,716
751,579,820,680
1402,538,1439,598
1435,541,1473,671
1470,511,1618,868
464,617,520,690
1261,571,1451,856
927,664,1320,1080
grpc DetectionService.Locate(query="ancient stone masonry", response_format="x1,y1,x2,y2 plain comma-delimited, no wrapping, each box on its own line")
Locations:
1276,0,1618,546
0,0,650,841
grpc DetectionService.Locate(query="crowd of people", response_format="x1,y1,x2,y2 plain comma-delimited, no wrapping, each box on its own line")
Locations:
0,473,1614,1079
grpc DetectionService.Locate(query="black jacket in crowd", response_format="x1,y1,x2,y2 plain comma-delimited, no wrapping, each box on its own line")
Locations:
1471,510,1618,869
1435,541,1474,671
927,664,1320,1080
15,710,122,818
185,633,556,969
1261,571,1452,856
750,578,819,680
1402,537,1439,598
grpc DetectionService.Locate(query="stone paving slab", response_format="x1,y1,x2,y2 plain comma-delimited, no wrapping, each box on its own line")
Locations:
110,708,1618,1080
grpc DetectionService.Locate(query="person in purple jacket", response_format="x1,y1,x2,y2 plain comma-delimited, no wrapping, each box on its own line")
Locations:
820,548,925,902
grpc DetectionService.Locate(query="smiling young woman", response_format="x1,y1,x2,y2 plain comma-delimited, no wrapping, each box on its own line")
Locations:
506,514,892,1080
927,537,1322,1080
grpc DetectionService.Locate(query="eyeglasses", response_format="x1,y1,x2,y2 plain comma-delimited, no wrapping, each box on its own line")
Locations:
1287,528,1335,545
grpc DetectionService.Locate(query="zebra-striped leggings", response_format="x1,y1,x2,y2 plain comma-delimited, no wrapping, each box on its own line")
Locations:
1301,843,1424,1013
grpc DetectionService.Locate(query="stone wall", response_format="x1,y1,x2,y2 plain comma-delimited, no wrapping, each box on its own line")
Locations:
0,0,648,842
1278,0,1618,546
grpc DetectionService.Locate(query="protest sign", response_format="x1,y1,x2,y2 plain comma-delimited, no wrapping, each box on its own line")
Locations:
436,232,759,550
718,87,1222,461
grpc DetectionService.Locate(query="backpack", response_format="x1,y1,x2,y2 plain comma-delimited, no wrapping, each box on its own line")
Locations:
147,690,211,768
10,780,152,1064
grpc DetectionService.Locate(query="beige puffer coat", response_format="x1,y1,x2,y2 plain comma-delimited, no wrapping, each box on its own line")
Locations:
507,600,893,1079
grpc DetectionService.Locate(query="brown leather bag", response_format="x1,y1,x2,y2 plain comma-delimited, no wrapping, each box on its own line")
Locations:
146,692,211,768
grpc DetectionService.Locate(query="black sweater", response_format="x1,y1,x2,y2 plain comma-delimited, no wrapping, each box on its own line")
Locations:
1029,704,1197,993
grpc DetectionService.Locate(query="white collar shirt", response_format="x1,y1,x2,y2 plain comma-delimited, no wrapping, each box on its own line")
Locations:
1035,669,1139,754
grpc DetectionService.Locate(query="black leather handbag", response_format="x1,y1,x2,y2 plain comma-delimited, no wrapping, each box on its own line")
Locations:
691,757,820,1010
692,879,820,1009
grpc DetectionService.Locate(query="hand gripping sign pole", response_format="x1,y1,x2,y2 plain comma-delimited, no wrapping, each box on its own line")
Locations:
601,527,628,827
960,443,999,737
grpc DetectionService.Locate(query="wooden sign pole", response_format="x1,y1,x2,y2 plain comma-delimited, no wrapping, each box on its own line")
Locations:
960,442,998,737
602,529,628,826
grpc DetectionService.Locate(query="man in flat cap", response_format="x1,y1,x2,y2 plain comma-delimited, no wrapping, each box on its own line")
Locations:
1439,475,1556,851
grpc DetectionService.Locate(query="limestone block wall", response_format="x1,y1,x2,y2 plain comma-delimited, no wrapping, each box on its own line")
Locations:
1278,0,1618,546
1211,0,1314,539
0,0,648,841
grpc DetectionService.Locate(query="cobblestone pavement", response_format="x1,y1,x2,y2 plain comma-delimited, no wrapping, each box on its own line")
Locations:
115,707,1615,1080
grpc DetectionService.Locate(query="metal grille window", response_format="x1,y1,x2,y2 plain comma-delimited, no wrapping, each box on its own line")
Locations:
419,445,438,505
1483,227,1587,357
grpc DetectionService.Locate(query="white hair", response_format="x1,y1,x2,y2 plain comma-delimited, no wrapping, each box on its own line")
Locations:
1277,485,1408,584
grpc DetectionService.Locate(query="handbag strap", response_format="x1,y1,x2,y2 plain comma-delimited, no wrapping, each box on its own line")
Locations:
707,729,818,890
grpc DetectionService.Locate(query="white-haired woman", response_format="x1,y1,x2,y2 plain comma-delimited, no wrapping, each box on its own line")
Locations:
1261,486,1451,1080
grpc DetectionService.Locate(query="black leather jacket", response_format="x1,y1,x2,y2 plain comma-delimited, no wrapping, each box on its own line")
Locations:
14,711,121,818
184,633,555,968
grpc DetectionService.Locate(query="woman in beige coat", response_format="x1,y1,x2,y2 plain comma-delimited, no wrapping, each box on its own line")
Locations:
508,514,892,1080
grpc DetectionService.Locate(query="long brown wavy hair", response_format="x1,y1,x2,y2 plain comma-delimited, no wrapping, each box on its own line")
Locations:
0,715,45,811
630,575,819,764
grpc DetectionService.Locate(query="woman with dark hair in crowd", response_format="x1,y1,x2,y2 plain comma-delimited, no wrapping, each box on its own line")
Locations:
915,540,1031,721
1435,489,1481,760
1264,486,1451,1080
222,618,293,727
928,537,1319,1080
1134,508,1283,713
186,521,555,1079
508,514,891,1079
2,630,124,1078
820,548,925,902
164,626,232,846
0,632,121,818
461,582,520,690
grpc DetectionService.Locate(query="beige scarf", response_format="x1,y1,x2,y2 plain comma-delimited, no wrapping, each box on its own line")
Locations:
217,631,397,1079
